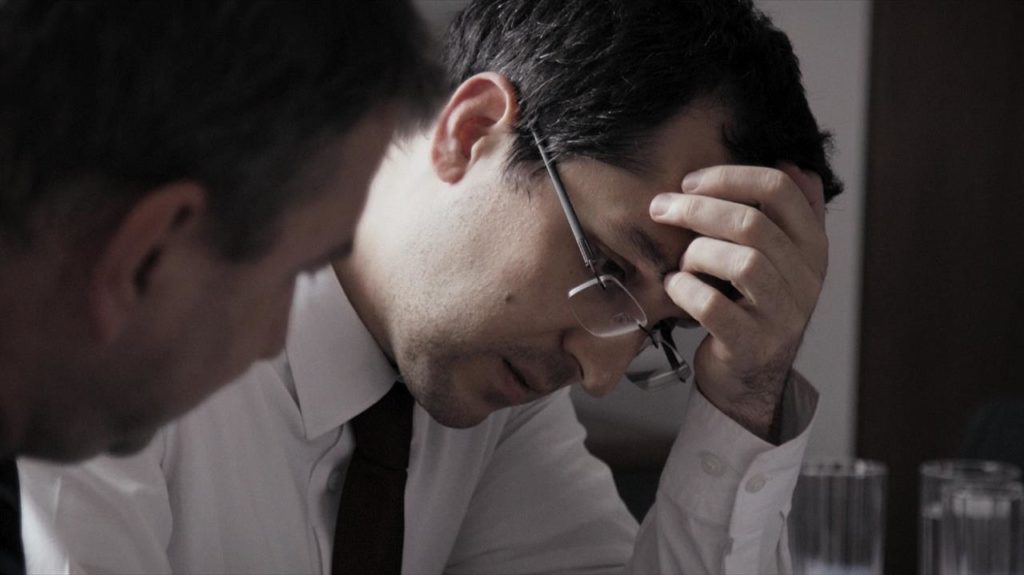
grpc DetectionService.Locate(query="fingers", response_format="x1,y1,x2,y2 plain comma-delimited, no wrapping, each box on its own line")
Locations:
680,236,806,315
650,192,825,295
662,271,755,348
777,162,826,226
672,165,828,272
649,164,828,432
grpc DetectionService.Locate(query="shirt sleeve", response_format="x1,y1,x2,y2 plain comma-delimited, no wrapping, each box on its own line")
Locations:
627,371,819,574
18,431,175,575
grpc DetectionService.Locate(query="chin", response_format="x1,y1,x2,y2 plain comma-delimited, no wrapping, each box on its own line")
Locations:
407,376,494,430
416,388,493,429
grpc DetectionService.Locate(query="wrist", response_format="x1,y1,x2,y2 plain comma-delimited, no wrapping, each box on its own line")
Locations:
696,371,789,443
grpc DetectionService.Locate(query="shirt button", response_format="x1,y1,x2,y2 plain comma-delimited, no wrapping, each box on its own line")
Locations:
745,474,768,493
327,469,343,493
700,451,725,477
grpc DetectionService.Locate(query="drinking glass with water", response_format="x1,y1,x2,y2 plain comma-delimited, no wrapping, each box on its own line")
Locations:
939,480,1024,575
919,460,1022,575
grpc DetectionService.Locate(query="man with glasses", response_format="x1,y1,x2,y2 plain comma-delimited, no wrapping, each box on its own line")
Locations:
22,0,840,573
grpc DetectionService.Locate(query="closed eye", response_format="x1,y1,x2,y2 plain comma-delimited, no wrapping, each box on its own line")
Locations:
592,243,635,283
597,254,626,280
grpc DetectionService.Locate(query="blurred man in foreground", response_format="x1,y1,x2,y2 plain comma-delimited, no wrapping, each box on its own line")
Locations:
1,0,439,572
22,0,841,573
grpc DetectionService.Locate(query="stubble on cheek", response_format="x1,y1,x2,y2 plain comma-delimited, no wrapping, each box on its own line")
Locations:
391,328,462,422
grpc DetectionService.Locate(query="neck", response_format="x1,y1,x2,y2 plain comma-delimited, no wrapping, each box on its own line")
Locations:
331,135,435,365
332,257,394,362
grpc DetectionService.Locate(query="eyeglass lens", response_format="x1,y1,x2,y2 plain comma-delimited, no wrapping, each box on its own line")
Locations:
568,275,648,338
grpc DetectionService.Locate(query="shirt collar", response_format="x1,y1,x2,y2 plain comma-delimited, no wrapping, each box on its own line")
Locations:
284,266,397,440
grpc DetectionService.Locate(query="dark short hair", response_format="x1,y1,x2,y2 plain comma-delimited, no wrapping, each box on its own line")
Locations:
0,0,443,259
444,0,843,201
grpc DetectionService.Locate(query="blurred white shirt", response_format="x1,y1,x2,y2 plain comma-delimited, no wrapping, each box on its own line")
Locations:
20,267,818,574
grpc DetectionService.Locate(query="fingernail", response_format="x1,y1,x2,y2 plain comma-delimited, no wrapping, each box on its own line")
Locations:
682,169,705,193
649,194,672,218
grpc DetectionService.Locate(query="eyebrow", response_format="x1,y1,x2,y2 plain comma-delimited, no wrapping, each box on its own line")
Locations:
621,223,676,279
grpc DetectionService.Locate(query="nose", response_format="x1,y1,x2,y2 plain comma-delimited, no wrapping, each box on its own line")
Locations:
566,328,646,397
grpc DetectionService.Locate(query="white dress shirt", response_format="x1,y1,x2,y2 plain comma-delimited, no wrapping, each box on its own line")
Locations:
20,267,818,575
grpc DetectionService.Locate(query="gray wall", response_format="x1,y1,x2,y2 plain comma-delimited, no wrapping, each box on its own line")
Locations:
757,0,870,459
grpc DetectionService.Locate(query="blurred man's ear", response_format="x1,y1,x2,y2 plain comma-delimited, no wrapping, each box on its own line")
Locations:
90,182,207,343
430,72,519,184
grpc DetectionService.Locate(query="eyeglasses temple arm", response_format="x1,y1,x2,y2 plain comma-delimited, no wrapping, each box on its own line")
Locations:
531,129,601,273
644,323,689,374
660,327,685,372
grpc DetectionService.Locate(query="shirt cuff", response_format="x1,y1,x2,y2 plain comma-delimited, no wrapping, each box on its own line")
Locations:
659,371,819,538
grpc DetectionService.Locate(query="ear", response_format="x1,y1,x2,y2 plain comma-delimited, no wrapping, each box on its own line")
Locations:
90,182,207,343
431,72,519,184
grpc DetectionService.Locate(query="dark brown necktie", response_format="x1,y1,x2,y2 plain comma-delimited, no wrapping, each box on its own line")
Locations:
331,382,414,575
1,459,26,575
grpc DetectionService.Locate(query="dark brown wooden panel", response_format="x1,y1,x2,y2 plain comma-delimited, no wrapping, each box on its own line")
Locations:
859,1,1024,572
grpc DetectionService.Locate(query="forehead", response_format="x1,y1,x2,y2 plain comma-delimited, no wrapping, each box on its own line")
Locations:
559,104,732,267
643,103,732,187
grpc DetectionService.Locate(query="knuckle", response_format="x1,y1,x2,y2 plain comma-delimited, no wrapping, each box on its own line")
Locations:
682,195,703,222
733,247,763,284
694,287,727,320
700,166,726,190
735,206,767,242
760,168,789,197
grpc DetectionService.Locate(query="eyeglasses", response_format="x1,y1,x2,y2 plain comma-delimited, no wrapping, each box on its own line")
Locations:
531,128,691,390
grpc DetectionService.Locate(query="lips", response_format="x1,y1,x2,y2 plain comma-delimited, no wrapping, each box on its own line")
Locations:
496,352,584,407
497,357,554,406
504,359,532,392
